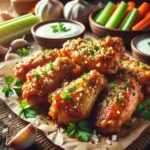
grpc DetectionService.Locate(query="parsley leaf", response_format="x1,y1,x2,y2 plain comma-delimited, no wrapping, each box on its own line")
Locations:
2,87,14,97
134,102,144,116
76,129,90,142
67,87,77,92
2,76,23,98
23,106,39,118
144,109,150,120
5,76,14,87
147,99,150,107
148,42,150,47
67,121,93,142
78,121,93,132
67,123,76,136
19,100,39,118
17,47,32,57
51,22,70,33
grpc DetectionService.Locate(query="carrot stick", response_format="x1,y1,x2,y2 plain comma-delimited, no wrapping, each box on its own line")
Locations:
134,2,149,24
145,9,150,17
132,13,150,30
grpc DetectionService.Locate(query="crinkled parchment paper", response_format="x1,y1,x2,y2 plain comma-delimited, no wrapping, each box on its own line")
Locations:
0,59,150,150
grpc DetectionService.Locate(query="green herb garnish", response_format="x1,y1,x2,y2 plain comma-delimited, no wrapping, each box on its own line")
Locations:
106,99,109,106
141,63,147,69
148,42,150,47
118,97,124,102
19,100,39,118
2,76,23,97
62,92,73,102
134,99,150,120
51,22,71,33
34,72,40,79
67,121,93,142
67,87,77,92
49,61,54,70
17,47,32,57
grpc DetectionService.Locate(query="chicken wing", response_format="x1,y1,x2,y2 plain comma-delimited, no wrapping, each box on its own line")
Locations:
119,60,150,85
95,75,143,133
48,70,107,125
97,35,126,59
61,38,120,74
14,49,61,81
22,57,75,99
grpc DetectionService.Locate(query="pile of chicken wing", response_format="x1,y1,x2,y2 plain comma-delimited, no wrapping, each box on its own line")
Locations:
14,36,150,133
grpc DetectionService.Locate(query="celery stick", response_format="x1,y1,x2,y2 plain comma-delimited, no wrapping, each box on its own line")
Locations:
0,15,40,44
94,8,104,22
105,1,128,28
119,8,139,30
95,2,115,26
0,13,33,27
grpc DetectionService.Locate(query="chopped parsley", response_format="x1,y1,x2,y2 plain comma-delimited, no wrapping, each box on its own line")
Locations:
2,76,23,97
81,49,87,54
19,100,39,118
62,92,73,102
94,44,99,50
106,99,109,106
141,63,147,69
100,43,105,47
89,50,95,55
50,22,70,33
34,72,40,79
109,83,115,89
81,73,89,80
125,78,131,88
118,97,124,102
49,61,54,70
67,87,77,92
17,47,32,57
67,121,93,142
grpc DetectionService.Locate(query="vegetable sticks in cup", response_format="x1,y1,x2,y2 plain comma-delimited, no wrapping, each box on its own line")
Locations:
105,1,128,28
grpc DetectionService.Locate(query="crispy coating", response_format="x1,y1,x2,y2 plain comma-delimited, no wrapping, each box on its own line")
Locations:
48,70,107,125
14,49,61,81
95,75,143,133
119,60,150,85
61,38,120,74
97,35,126,59
22,57,75,99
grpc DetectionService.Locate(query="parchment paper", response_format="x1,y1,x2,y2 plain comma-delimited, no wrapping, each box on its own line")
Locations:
0,59,150,150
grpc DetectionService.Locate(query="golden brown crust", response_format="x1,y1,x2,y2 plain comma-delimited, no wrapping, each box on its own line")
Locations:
95,75,143,133
14,49,61,81
61,38,120,75
119,60,150,85
48,70,107,125
22,57,75,99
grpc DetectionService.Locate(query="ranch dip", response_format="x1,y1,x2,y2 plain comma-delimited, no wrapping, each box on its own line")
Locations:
136,36,150,55
35,22,83,39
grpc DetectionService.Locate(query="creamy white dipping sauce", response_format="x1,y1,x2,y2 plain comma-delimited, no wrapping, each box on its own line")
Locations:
136,37,150,55
35,22,83,39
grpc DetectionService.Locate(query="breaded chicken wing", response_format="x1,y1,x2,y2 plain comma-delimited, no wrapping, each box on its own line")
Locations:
119,60,150,85
95,75,143,133
61,38,120,74
22,57,75,99
48,70,107,125
97,35,126,59
14,49,61,81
